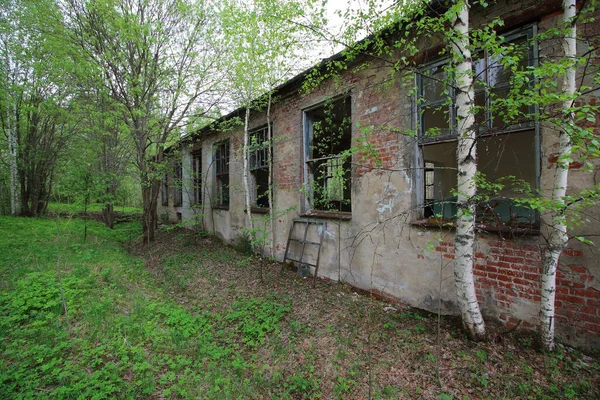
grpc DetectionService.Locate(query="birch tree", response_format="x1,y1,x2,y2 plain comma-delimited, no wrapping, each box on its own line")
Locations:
539,0,578,351
449,0,486,340
220,0,323,255
0,8,19,215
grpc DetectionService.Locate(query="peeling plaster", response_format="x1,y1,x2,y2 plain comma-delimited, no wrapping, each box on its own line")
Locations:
364,106,379,115
317,224,336,240
375,182,402,220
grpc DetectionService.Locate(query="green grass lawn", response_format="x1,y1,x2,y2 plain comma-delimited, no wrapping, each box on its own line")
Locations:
0,216,598,399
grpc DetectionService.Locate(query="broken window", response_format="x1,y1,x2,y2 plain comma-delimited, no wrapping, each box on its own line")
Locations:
161,173,169,206
417,28,534,141
249,125,272,208
214,140,230,208
192,150,202,205
173,161,183,207
417,27,537,228
304,96,352,213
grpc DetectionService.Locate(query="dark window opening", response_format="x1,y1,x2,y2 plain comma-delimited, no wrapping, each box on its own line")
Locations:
173,161,183,207
161,173,169,206
214,140,230,208
305,96,352,213
421,132,537,227
192,151,202,205
249,125,272,208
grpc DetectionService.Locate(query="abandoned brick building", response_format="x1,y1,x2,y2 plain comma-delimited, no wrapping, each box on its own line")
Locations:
159,0,600,349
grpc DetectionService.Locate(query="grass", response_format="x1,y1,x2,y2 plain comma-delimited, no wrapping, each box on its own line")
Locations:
1,217,599,399
47,202,142,214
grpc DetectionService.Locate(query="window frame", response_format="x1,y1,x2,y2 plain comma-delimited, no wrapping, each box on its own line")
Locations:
414,25,540,230
416,26,535,143
173,161,183,207
302,95,353,216
248,124,272,209
192,150,202,205
213,140,230,209
161,173,169,206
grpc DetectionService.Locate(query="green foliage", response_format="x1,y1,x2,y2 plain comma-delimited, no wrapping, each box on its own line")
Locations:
0,217,294,398
226,296,292,348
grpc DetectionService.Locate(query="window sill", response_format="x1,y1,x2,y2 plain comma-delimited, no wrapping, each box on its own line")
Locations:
419,125,535,145
212,205,229,211
411,218,540,236
301,210,352,220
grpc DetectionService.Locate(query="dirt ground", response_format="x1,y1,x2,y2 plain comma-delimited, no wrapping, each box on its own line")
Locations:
129,228,600,399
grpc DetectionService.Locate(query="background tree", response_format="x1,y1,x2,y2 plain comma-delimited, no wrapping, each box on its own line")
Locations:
64,0,224,243
1,0,78,217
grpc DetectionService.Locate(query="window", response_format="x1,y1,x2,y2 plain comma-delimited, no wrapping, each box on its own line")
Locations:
214,140,230,208
173,161,183,207
417,61,454,142
192,150,202,205
417,27,537,228
417,28,534,141
249,125,272,208
161,173,169,206
304,96,352,213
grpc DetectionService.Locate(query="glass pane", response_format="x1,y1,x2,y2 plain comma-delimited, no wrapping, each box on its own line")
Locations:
473,55,486,91
422,67,447,103
474,91,487,128
488,36,529,87
490,88,530,128
422,106,450,138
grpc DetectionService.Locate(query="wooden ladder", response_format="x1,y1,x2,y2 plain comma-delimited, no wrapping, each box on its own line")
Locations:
282,218,326,287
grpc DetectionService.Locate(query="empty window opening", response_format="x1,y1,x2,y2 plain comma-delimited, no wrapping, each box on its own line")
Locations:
214,140,230,208
421,131,537,226
417,27,537,228
173,161,183,207
192,150,202,205
161,173,169,206
249,125,272,208
305,96,352,213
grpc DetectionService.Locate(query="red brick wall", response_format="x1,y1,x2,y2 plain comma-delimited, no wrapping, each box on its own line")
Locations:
435,240,600,337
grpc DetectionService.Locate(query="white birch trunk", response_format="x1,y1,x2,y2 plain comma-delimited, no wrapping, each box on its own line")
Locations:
540,0,576,351
266,92,275,259
243,107,255,239
452,0,486,340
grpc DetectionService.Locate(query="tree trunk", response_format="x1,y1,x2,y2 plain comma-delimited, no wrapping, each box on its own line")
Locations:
452,0,486,341
7,100,19,216
142,181,156,244
540,0,576,352
266,92,275,259
102,201,115,229
243,107,255,240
